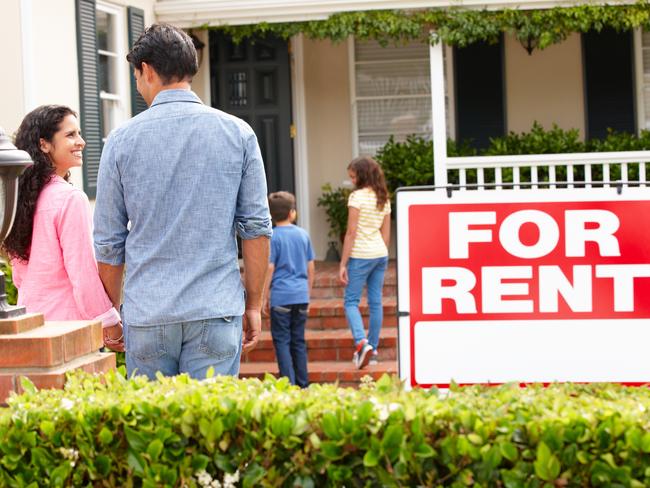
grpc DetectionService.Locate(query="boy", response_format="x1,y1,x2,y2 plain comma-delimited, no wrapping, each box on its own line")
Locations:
264,192,315,388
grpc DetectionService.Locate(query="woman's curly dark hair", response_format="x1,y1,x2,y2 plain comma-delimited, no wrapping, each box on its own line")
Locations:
2,105,76,262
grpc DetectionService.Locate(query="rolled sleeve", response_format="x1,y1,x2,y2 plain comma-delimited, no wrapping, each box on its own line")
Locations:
235,131,272,240
93,134,128,265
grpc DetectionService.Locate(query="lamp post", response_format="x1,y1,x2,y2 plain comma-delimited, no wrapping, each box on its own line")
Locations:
0,127,33,318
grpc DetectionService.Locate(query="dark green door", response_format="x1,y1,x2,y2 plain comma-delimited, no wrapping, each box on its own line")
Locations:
209,32,295,194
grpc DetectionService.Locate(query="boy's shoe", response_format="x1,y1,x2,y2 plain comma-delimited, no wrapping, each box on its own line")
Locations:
368,350,379,366
355,339,374,370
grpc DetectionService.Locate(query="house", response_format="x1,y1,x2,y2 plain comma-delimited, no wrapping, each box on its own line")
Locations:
2,0,650,259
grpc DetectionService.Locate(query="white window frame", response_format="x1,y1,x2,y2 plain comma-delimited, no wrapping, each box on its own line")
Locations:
349,36,454,157
96,1,128,141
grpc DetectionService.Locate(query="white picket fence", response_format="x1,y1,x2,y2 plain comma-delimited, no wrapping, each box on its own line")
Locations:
442,151,650,190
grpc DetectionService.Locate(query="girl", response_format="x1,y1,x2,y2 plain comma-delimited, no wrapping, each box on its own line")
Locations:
339,156,391,369
3,105,124,351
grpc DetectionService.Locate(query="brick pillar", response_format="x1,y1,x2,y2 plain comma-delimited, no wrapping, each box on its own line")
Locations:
0,314,116,403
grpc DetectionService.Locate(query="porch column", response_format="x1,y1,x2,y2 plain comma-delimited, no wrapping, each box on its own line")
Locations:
429,38,448,186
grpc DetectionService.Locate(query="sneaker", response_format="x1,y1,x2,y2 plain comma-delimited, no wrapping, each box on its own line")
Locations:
352,339,365,365
369,350,379,366
355,339,374,370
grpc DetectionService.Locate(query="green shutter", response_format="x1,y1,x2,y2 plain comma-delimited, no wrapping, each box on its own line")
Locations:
76,0,102,198
128,7,148,116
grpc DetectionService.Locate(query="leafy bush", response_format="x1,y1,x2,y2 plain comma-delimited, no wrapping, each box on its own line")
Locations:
0,261,17,306
318,125,650,237
484,122,585,155
316,184,351,242
4,372,650,487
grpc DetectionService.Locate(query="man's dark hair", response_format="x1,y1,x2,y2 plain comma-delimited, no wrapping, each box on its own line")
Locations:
126,24,198,84
268,191,296,223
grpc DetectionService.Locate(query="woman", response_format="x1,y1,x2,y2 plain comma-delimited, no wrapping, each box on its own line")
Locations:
2,105,124,351
339,156,391,369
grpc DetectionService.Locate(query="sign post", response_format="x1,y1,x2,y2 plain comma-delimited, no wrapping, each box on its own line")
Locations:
396,187,650,388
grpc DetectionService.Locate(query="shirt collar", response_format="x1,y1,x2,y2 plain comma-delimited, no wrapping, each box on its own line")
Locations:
150,89,202,107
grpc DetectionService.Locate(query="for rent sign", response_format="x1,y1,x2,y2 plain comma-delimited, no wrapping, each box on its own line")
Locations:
396,188,650,388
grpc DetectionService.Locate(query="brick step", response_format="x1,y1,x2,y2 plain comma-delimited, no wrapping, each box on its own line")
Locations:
310,285,396,299
312,261,396,289
0,351,115,403
0,320,104,368
308,297,397,318
263,314,398,331
243,328,397,362
239,359,397,387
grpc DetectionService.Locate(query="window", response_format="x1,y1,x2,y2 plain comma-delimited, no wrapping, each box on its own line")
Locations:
96,2,128,141
77,0,144,197
352,40,433,156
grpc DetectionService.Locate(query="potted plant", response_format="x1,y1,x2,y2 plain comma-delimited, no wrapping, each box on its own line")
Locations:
317,184,351,258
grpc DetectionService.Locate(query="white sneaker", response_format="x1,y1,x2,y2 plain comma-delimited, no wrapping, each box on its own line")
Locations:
356,342,373,370
368,351,379,366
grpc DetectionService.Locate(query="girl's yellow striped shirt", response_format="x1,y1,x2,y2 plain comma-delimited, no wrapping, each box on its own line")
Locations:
348,187,391,259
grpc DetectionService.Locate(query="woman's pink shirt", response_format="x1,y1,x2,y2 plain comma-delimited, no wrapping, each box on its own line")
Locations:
11,176,119,327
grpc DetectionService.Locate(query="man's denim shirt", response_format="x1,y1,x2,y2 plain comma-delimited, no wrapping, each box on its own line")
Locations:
93,89,272,326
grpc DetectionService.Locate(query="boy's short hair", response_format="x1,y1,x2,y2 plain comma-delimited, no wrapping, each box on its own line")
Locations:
269,191,296,222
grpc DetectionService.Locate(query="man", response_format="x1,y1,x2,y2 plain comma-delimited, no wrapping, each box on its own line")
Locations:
94,24,272,380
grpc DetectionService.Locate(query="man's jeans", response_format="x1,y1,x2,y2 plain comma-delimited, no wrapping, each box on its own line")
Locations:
344,256,388,350
125,316,243,380
270,304,309,388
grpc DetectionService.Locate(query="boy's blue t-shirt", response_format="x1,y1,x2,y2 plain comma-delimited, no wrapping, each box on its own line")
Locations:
270,224,315,307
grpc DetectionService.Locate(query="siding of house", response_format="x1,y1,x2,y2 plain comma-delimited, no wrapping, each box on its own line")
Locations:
0,1,25,138
505,32,585,137
304,39,354,259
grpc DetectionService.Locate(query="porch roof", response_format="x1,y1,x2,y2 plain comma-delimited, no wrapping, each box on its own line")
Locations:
154,0,632,28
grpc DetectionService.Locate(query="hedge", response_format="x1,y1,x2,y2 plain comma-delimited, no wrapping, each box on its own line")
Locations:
2,371,650,487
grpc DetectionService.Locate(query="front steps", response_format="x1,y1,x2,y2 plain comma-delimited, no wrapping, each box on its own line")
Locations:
241,261,398,387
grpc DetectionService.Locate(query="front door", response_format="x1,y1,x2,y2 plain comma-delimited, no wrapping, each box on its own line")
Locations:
209,32,295,194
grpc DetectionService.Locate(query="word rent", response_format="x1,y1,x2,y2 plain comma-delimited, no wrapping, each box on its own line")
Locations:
422,209,650,314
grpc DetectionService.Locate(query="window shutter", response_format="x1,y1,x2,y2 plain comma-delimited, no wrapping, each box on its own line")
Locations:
127,6,147,116
583,29,636,139
641,30,650,131
76,0,102,198
454,37,505,150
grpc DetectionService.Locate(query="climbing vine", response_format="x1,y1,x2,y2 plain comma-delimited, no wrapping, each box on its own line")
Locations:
203,1,650,49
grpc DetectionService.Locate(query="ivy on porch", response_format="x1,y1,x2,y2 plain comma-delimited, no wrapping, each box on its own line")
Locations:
203,1,650,50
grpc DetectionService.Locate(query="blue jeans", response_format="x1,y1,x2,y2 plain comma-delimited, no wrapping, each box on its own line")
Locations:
125,316,243,380
344,256,388,350
270,304,309,388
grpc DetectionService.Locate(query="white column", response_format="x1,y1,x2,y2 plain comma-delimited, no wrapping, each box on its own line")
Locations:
290,33,311,235
430,39,448,186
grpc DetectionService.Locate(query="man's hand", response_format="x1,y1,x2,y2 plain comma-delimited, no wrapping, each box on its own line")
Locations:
242,309,262,354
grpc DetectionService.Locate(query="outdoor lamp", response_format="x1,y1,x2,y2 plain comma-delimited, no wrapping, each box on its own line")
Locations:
0,127,33,318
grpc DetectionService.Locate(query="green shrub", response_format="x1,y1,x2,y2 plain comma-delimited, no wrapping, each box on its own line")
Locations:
0,261,17,306
4,372,650,487
316,184,351,242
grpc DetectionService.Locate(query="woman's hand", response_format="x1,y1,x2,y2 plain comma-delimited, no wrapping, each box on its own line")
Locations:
339,265,348,285
103,322,125,352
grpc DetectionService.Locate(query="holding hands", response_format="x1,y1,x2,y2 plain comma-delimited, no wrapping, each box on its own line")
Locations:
103,322,125,352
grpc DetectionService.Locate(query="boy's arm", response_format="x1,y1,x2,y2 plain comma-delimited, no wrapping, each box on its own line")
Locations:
307,260,315,304
262,263,274,317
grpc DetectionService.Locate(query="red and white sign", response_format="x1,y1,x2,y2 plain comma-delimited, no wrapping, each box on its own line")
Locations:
396,188,650,388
